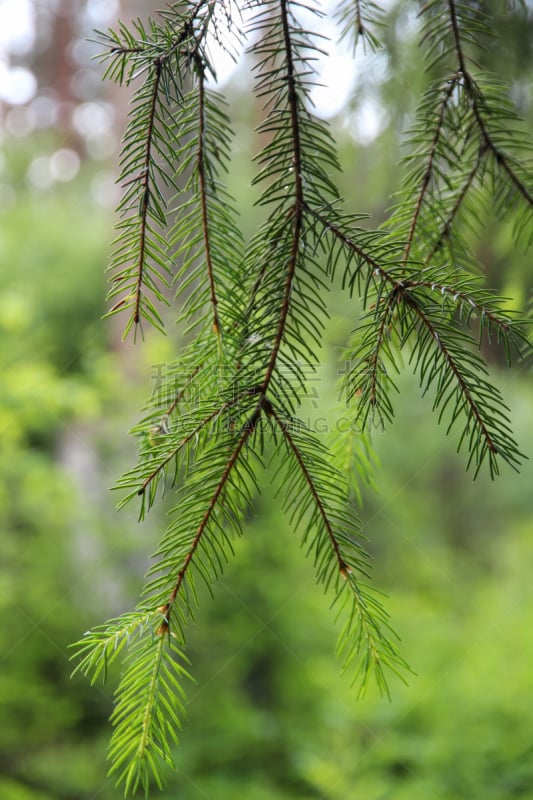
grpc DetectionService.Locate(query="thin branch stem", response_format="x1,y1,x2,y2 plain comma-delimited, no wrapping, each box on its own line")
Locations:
406,281,510,333
165,421,256,611
259,0,304,399
304,204,397,287
164,364,202,421
269,404,391,690
109,0,208,60
139,388,258,495
425,143,487,264
196,60,221,335
137,636,165,760
367,289,400,408
133,60,162,326
269,406,346,571
355,0,365,37
402,291,498,453
402,74,460,266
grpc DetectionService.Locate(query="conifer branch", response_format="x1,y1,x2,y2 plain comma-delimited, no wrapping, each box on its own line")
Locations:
403,292,498,456
447,0,533,208
195,58,221,335
259,0,305,399
303,204,395,289
270,405,345,569
164,364,202,421
470,96,533,209
70,612,157,685
137,401,235,496
133,60,162,328
163,421,255,616
402,74,460,266
107,630,190,795
336,0,384,51
424,142,487,264
270,405,409,695
72,3,531,793
104,1,219,336
137,386,262,497
405,277,526,355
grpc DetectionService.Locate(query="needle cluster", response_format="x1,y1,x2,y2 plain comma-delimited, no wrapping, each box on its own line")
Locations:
71,1,532,794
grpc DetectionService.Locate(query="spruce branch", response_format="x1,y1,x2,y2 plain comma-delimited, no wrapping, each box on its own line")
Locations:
447,0,533,209
258,0,305,399
103,1,227,337
390,0,533,267
135,399,240,499
270,405,409,695
401,73,461,266
335,0,385,51
71,612,159,685
293,203,526,475
71,612,192,794
92,414,259,795
162,420,256,615
403,293,502,476
304,203,400,293
133,60,161,329
195,59,221,335
71,2,532,794
424,141,488,264
350,279,525,476
107,627,191,796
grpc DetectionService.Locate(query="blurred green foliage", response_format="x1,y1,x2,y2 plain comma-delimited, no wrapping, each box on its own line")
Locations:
1,1,533,796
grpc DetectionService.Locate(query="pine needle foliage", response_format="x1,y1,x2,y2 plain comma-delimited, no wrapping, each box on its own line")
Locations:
72,1,532,794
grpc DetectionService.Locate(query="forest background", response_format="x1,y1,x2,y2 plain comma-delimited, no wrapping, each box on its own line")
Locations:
0,1,532,798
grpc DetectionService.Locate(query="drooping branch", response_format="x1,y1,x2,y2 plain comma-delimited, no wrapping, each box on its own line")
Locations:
448,0,533,209
405,278,523,353
307,203,525,367
107,0,209,60
106,1,217,334
133,61,162,327
137,385,264,497
195,58,221,336
269,404,407,696
137,402,234,496
335,0,384,51
163,420,256,617
424,142,487,264
259,0,305,400
402,74,460,266
71,2,531,794
303,203,397,290
269,405,346,571
402,291,500,463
